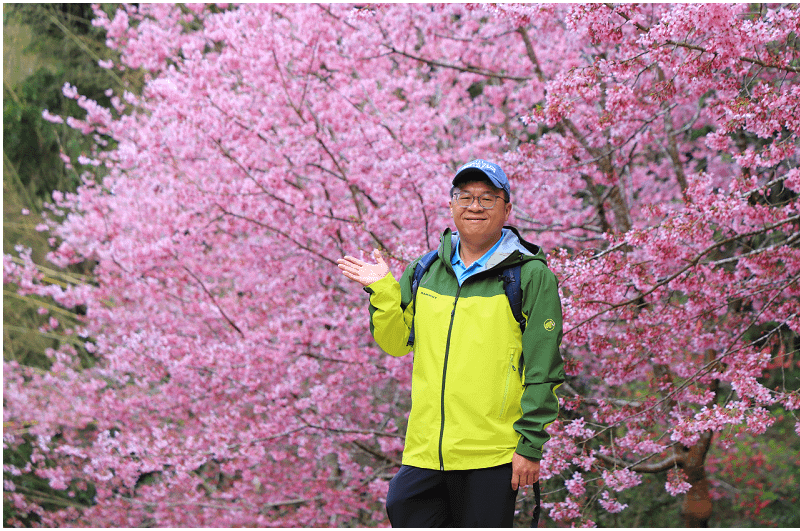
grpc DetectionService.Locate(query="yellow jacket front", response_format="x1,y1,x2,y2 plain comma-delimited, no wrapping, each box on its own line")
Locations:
366,227,565,471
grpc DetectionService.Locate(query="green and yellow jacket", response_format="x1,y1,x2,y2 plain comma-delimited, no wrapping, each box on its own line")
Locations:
366,227,565,471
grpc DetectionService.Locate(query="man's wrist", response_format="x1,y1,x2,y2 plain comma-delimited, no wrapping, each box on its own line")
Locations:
363,272,394,293
515,451,540,463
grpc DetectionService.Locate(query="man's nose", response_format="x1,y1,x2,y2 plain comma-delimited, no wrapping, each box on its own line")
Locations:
467,200,486,211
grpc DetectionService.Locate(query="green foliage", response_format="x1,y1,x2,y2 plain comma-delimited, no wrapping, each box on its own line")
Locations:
3,6,133,523
3,434,96,526
4,67,74,200
3,4,130,206
707,409,800,528
3,2,135,361
4,3,144,199
595,471,681,528
6,3,121,86
536,416,800,528
540,338,799,527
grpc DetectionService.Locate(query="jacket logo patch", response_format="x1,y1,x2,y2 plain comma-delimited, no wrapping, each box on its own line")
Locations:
543,319,556,332
420,291,437,300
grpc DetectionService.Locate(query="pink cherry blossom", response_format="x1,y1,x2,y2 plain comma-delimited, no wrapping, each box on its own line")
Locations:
665,468,693,497
598,491,628,513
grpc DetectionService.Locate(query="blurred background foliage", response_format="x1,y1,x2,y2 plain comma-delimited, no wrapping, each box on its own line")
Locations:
3,2,140,366
3,4,798,527
3,4,138,524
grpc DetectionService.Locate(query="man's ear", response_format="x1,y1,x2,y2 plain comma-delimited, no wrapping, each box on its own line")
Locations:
504,201,512,222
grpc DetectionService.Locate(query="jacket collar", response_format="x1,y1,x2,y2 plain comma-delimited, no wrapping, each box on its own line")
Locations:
438,226,544,275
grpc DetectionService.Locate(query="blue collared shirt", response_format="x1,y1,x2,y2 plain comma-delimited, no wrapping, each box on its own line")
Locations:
451,229,508,285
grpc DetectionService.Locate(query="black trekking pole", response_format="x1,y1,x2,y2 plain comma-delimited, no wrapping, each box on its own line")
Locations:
530,481,541,528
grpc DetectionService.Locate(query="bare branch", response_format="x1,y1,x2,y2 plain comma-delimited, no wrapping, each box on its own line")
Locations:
595,448,682,473
351,440,402,467
215,204,338,266
384,45,531,82
181,265,245,338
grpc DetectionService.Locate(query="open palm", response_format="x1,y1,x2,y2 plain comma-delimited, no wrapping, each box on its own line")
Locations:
337,249,390,287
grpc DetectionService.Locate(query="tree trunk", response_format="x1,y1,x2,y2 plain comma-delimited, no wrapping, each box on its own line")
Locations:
680,431,714,527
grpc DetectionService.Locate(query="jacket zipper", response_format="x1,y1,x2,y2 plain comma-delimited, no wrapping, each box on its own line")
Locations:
438,283,462,471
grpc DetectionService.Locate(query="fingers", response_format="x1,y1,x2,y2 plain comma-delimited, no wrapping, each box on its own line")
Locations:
337,262,367,287
338,256,365,268
338,249,382,267
337,256,367,277
511,453,540,490
511,473,535,491
339,269,360,283
337,251,388,287
337,250,383,273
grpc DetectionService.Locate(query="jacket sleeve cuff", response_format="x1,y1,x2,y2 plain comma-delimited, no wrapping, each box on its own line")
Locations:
515,438,543,461
363,272,395,294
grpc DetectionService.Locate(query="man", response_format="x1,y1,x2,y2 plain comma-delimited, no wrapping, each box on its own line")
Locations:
337,159,565,527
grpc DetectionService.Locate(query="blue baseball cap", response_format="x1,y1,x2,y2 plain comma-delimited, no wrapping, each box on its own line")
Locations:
452,159,510,198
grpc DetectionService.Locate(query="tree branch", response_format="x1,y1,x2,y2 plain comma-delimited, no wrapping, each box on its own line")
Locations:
351,440,402,467
300,418,405,440
595,447,682,473
384,45,531,82
181,265,245,338
566,214,800,334
215,204,338,266
606,3,800,73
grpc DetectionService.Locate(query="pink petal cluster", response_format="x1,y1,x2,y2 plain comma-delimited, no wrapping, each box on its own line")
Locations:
665,468,693,497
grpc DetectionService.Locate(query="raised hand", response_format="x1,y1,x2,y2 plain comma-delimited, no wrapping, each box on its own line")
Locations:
337,249,390,287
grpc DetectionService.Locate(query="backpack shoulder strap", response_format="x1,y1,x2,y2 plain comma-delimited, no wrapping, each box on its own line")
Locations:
500,263,526,335
411,250,438,295
406,250,439,347
407,252,526,347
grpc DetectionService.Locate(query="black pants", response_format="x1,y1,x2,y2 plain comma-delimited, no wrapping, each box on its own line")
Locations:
386,464,518,527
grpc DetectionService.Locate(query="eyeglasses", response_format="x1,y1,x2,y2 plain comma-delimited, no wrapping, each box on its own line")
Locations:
451,191,506,210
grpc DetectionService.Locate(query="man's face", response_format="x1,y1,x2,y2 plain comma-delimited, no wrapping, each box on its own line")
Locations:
450,180,512,247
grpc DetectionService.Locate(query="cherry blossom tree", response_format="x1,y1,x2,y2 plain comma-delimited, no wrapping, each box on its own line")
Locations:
4,3,799,527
